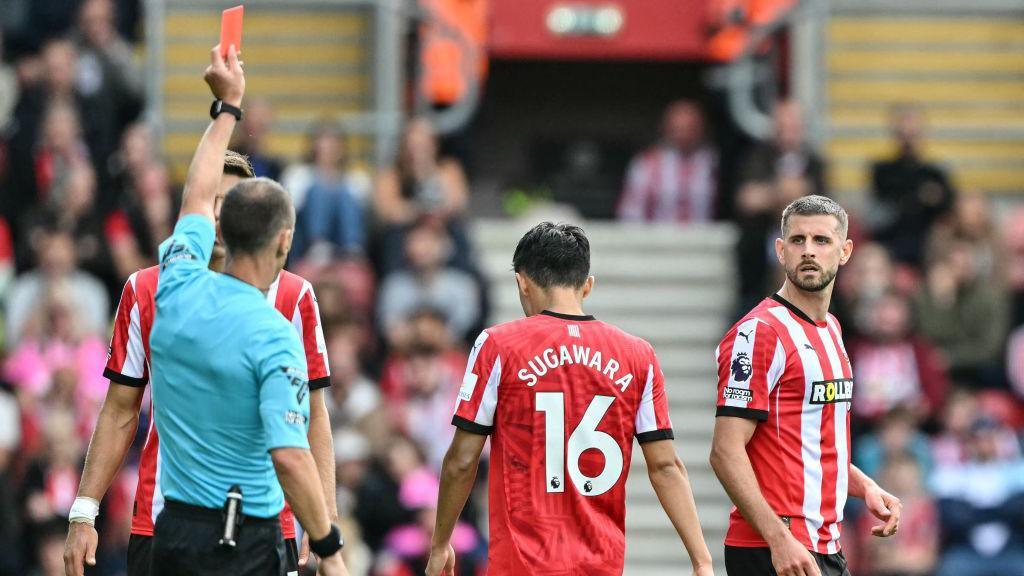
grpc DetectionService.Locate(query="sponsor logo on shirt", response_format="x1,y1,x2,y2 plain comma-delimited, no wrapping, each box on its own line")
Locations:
459,372,478,402
731,352,752,382
281,366,309,404
723,387,753,402
809,378,853,405
285,410,307,425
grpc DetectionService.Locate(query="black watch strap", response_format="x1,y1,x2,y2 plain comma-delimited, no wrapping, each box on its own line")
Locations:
309,524,344,557
210,100,242,121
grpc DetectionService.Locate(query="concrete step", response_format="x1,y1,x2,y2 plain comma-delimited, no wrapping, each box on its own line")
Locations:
472,222,739,253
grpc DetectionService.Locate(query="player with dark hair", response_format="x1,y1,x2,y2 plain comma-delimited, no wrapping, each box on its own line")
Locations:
711,195,902,576
426,222,714,576
64,48,338,576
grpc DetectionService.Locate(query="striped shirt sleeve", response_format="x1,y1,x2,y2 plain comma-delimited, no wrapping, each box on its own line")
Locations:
295,282,331,390
635,343,674,443
452,330,501,435
103,274,148,387
715,319,786,421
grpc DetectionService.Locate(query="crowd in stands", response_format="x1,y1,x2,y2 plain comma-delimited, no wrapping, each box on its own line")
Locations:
0,2,1022,576
618,97,1024,576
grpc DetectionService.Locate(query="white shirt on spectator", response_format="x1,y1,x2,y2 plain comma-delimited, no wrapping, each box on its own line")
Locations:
618,145,717,223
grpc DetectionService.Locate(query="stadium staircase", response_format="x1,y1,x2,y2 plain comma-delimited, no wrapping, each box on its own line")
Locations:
826,0,1024,201
155,2,375,180
474,220,739,574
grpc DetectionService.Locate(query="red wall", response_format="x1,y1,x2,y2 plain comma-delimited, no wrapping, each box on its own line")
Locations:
489,0,710,61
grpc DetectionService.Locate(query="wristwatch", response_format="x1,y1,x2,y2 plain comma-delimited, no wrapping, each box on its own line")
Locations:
210,99,243,121
309,524,345,558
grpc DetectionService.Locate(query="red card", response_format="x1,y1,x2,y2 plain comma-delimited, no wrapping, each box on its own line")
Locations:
219,5,244,58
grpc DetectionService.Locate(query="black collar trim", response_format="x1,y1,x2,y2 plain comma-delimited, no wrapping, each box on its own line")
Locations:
541,310,596,321
770,294,823,327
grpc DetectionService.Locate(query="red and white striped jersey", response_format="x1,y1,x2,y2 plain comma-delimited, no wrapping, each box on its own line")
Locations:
453,311,674,575
104,266,330,539
715,295,853,554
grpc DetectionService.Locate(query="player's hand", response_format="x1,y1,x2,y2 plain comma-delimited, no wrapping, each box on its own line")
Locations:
316,551,349,576
299,532,310,567
63,522,98,576
204,44,245,107
425,543,456,576
865,484,902,537
769,533,820,576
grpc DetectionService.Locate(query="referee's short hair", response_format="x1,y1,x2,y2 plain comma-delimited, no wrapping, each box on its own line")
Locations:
513,222,590,289
220,177,295,255
781,195,848,238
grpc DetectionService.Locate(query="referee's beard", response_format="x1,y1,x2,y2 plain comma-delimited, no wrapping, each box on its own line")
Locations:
785,261,837,293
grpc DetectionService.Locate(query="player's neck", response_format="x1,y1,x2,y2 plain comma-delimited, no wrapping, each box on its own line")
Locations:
531,290,586,318
777,281,833,323
208,255,226,273
225,255,279,293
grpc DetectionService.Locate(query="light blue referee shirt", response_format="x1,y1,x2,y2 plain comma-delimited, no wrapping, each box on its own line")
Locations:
149,214,310,518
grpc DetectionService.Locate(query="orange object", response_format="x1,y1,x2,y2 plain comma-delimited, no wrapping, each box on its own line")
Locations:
419,0,488,105
219,5,244,58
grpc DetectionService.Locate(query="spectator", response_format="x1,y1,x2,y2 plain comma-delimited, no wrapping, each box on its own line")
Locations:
3,280,108,435
932,416,1024,576
914,239,1009,386
229,96,284,180
26,519,66,576
857,452,939,576
105,160,176,279
378,468,482,576
282,119,372,211
4,226,109,347
738,99,826,196
929,192,1004,284
0,31,18,135
289,120,367,263
377,221,480,343
332,429,375,576
850,291,950,424
833,241,900,339
20,411,82,561
387,340,462,470
734,174,814,312
353,436,421,553
867,103,957,268
31,101,90,208
0,216,13,301
0,387,23,575
324,325,382,433
47,163,119,296
617,99,717,223
854,407,935,480
374,117,468,226
1002,207,1024,331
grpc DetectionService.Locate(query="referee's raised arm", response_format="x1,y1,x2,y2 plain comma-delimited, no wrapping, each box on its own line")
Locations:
179,43,245,222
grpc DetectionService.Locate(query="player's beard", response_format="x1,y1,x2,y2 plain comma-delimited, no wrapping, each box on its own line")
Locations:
785,261,837,292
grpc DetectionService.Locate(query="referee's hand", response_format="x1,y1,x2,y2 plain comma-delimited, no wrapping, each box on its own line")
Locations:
63,522,98,576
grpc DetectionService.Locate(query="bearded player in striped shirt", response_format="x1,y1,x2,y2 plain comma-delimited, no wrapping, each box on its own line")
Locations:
711,196,902,576
63,152,336,576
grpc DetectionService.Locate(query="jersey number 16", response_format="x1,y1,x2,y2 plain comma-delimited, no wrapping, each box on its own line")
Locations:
536,393,623,497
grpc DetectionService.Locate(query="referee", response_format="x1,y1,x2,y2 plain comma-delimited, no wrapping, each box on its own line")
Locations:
145,45,347,576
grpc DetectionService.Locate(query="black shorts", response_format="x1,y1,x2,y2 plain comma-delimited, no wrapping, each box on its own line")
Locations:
725,545,851,576
128,533,300,576
151,500,288,576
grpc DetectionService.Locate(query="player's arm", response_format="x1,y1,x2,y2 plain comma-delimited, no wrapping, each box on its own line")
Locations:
710,321,820,576
64,383,144,576
179,44,245,222
849,464,901,538
428,429,487,576
642,440,713,575
308,390,337,521
428,330,498,576
65,277,148,576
